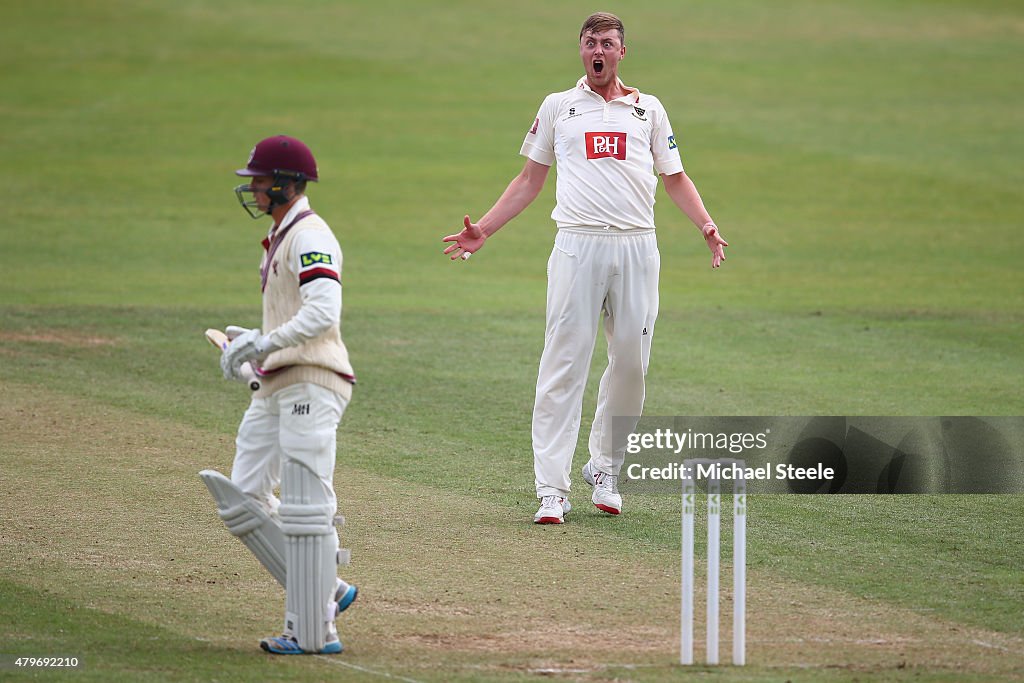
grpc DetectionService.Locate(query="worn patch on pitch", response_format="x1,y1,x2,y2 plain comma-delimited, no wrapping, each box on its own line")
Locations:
0,330,119,347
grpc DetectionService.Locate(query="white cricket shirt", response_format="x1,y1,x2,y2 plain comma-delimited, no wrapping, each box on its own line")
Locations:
520,76,684,230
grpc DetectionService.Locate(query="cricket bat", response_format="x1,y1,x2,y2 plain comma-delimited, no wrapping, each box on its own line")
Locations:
205,328,261,391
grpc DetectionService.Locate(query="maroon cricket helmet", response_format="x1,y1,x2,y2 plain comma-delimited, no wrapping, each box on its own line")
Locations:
236,135,319,182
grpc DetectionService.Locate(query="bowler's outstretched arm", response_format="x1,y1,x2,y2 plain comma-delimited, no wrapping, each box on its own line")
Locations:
443,159,551,260
661,171,729,269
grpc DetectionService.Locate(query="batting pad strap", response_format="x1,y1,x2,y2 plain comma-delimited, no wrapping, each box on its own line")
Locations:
279,503,335,536
334,515,352,565
219,498,270,536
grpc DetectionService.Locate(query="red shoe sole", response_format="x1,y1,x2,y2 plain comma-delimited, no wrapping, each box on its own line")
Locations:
535,516,564,524
595,503,621,515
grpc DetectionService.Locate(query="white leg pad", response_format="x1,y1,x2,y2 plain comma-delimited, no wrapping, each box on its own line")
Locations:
280,462,339,653
199,469,286,587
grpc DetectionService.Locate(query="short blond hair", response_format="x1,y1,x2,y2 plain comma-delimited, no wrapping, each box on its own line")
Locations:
579,12,625,44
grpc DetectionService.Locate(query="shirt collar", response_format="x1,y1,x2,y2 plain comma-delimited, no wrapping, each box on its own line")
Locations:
269,195,310,234
263,195,311,249
575,75,641,104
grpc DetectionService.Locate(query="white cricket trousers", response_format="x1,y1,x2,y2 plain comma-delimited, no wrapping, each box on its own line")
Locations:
231,382,348,515
533,228,659,497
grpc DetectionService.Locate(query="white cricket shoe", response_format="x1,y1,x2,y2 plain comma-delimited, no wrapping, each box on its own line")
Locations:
582,461,621,515
534,495,571,524
581,460,596,487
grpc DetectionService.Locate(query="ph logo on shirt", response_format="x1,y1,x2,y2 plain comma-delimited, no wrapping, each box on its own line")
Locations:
585,132,627,160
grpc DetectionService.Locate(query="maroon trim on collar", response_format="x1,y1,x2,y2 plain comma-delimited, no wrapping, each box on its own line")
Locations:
260,209,316,291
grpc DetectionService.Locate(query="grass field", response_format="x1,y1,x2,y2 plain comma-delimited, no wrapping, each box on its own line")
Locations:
1,1,1022,681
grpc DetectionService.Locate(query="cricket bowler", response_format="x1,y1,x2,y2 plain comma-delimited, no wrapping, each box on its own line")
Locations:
442,13,728,524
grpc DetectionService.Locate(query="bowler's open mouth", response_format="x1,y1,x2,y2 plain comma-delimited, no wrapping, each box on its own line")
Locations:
594,60,604,73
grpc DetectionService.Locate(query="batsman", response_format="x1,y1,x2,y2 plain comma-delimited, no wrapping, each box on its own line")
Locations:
200,135,358,654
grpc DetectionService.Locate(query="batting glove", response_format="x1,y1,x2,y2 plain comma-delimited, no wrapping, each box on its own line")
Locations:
221,325,253,379
221,327,278,380
225,325,252,341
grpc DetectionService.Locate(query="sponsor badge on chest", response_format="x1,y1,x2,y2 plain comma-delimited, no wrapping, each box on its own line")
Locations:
585,132,627,160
